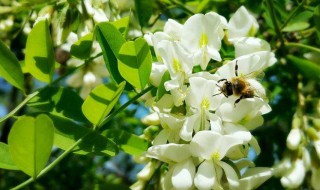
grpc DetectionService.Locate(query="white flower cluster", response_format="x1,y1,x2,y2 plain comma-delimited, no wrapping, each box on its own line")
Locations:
135,6,277,190
275,112,320,190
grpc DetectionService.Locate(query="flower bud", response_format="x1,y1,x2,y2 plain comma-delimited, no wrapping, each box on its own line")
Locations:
143,125,160,141
286,128,302,150
281,159,306,188
141,112,160,126
137,161,158,181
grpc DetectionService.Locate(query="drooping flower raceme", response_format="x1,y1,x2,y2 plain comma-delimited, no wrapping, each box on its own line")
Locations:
133,6,277,190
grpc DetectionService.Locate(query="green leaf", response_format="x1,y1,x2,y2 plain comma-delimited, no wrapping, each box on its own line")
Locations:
8,114,54,178
287,55,320,80
118,38,152,90
104,129,149,156
0,40,25,92
25,19,55,83
282,22,309,32
134,0,153,27
111,16,130,38
0,142,18,170
50,115,117,156
27,87,88,123
314,5,320,38
95,22,126,84
70,33,93,60
156,71,170,101
82,82,126,126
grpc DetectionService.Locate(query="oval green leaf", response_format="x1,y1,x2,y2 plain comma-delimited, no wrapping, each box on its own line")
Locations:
27,87,88,123
70,33,93,60
134,0,153,27
25,19,55,83
50,115,117,156
82,81,126,126
287,55,320,80
103,129,150,156
95,22,126,84
8,114,54,178
0,40,25,92
0,142,18,170
118,38,152,90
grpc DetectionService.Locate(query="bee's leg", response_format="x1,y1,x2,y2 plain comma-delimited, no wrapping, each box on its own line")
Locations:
213,91,223,96
234,95,244,107
235,60,238,77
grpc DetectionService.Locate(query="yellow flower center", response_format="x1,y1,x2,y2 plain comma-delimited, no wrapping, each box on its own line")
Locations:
172,58,182,73
199,33,208,47
201,98,210,109
211,151,220,162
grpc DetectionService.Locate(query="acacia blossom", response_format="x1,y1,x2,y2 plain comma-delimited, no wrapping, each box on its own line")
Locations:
133,6,277,190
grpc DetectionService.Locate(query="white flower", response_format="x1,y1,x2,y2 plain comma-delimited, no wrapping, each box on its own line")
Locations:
157,40,193,106
236,167,274,190
190,131,243,189
228,6,259,43
234,37,271,58
149,62,167,87
146,144,196,189
181,12,227,69
286,128,302,150
153,113,185,145
280,159,306,188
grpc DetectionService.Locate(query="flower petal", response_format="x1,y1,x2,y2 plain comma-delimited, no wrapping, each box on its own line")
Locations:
172,159,196,189
194,160,216,190
147,144,191,163
234,37,271,58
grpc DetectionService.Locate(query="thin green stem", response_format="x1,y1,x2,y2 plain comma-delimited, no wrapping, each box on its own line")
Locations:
11,135,87,190
280,0,306,30
0,91,39,124
285,42,320,53
98,86,155,131
266,0,285,47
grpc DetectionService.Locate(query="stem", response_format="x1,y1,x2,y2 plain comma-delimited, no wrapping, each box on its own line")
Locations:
11,135,87,190
0,91,39,124
285,42,320,53
98,86,154,131
280,0,306,30
266,0,285,47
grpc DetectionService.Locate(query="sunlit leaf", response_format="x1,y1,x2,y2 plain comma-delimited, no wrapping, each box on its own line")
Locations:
95,22,126,84
27,87,88,123
118,38,152,90
70,33,93,60
8,114,54,178
0,142,18,170
50,115,117,156
25,19,55,83
156,71,170,101
287,55,320,80
111,16,130,37
82,82,126,126
0,40,25,92
134,0,153,27
104,129,150,156
282,22,309,32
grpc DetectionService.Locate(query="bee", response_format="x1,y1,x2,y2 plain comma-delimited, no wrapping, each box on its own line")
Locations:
214,60,264,107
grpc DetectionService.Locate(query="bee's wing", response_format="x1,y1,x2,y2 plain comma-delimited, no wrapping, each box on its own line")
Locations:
242,69,265,82
246,79,268,100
